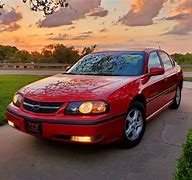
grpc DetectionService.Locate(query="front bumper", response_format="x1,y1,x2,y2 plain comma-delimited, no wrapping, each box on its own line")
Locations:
7,107,126,144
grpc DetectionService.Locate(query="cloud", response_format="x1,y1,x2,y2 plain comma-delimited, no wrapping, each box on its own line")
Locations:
164,13,190,20
69,31,93,40
30,34,39,37
165,17,192,35
0,8,22,25
99,28,109,33
98,40,163,50
48,32,92,41
0,23,20,32
46,32,54,36
164,0,192,35
87,8,108,17
0,8,22,32
119,0,168,26
81,31,93,35
48,33,69,41
67,26,75,30
71,34,91,40
39,0,108,28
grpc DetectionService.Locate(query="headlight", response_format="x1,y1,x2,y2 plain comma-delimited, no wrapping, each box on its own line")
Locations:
65,101,109,115
13,93,23,108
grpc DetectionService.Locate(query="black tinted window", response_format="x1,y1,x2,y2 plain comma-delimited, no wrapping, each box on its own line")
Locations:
148,51,162,71
67,52,146,76
159,51,173,70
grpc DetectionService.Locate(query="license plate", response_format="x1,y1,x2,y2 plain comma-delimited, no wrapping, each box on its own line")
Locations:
26,121,42,134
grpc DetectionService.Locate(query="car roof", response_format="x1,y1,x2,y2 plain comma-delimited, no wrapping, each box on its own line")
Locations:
92,48,161,55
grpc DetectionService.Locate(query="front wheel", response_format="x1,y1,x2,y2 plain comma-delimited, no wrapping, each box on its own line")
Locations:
170,86,182,109
120,101,146,149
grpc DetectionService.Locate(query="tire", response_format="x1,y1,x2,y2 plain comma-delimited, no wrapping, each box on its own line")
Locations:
120,101,146,149
170,86,182,109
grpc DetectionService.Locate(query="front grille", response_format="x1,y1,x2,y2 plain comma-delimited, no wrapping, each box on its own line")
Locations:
23,98,63,114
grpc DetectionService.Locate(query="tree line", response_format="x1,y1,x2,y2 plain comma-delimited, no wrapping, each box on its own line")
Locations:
0,44,191,64
171,53,192,64
0,44,96,64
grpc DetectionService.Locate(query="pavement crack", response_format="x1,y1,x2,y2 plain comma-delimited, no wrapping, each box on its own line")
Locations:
144,139,181,148
160,118,166,142
150,118,182,148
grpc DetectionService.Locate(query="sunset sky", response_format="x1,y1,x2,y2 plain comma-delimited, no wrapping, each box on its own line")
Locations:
0,0,192,53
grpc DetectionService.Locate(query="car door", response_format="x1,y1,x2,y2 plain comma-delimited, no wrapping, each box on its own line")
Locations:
145,51,167,117
158,51,178,103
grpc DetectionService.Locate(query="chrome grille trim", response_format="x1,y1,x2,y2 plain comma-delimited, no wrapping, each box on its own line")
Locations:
23,102,60,109
23,98,63,114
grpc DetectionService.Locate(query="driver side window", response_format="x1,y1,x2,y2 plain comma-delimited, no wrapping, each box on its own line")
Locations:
148,51,162,72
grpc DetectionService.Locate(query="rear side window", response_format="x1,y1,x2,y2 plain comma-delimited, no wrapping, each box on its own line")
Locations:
158,51,173,70
170,57,176,67
148,51,162,71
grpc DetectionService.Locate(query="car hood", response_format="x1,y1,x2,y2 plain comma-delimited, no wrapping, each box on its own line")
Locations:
19,74,138,102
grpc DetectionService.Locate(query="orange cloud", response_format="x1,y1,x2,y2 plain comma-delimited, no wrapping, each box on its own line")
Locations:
38,0,108,27
119,0,168,26
132,0,144,13
174,0,192,14
165,0,192,34
0,8,22,32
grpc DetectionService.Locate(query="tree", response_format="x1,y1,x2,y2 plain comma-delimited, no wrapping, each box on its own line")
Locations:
81,45,97,57
12,50,31,63
0,0,70,15
0,44,97,63
171,53,192,64
52,44,80,64
41,46,55,63
0,45,18,62
31,51,42,63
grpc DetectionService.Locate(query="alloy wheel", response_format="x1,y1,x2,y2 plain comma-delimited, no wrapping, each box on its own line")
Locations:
176,87,181,105
125,109,143,141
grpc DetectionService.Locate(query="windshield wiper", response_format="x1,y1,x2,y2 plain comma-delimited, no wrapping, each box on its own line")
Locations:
63,72,117,76
62,72,77,75
94,74,117,76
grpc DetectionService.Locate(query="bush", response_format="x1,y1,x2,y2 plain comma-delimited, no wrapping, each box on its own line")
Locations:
174,129,192,180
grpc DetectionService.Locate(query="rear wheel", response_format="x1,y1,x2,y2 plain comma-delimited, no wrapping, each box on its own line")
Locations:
170,86,181,109
120,101,146,149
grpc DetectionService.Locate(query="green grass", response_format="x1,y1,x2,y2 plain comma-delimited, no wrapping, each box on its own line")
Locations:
0,75,46,126
184,77,192,82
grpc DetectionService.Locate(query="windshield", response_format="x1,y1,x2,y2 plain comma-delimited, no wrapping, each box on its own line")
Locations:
66,52,146,76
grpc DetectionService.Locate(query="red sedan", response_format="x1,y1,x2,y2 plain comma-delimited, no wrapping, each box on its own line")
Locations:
7,48,183,148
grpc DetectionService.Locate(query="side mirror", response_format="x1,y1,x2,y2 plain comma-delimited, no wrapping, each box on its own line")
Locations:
66,66,71,72
149,67,164,76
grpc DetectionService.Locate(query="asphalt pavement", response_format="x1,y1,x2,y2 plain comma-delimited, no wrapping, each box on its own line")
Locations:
184,71,192,77
0,88,191,180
